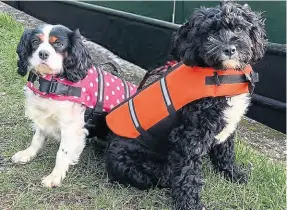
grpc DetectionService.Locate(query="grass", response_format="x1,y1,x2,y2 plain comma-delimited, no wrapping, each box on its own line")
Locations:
0,12,286,210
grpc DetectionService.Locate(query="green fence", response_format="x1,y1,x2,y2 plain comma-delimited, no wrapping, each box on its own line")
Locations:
84,1,286,44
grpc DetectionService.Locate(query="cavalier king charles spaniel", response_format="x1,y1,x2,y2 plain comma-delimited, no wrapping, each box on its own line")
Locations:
12,24,137,188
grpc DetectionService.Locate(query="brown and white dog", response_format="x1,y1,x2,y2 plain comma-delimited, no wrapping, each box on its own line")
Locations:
12,24,137,188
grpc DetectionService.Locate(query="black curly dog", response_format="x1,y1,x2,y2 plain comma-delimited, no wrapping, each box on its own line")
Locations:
105,1,267,209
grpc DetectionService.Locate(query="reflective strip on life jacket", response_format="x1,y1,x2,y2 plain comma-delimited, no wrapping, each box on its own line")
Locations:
106,63,258,141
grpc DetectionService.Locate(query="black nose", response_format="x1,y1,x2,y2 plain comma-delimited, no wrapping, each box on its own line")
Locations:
38,50,50,60
223,45,237,56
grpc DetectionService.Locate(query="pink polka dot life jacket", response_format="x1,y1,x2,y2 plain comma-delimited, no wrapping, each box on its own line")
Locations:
26,65,138,113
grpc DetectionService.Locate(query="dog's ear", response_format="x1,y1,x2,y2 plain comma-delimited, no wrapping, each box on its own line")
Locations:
169,31,182,61
16,29,32,76
63,29,92,82
172,21,196,65
249,13,267,62
244,5,268,62
220,0,235,7
172,7,209,66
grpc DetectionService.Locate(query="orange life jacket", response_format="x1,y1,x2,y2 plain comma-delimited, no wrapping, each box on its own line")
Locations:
106,62,258,146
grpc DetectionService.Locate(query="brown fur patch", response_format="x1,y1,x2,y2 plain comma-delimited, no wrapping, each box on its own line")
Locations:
49,36,58,43
36,34,45,41
222,60,240,69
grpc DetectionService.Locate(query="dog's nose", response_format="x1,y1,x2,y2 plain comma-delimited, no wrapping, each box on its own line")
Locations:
223,45,237,56
38,50,50,60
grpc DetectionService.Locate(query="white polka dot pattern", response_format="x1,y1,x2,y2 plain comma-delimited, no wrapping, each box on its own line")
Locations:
25,66,138,112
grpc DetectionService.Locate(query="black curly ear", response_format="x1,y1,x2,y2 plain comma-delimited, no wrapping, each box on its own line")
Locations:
62,29,92,82
249,11,268,62
169,30,183,62
171,7,211,66
16,29,32,76
171,21,195,65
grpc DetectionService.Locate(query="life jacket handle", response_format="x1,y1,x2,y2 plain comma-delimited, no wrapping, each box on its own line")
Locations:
138,60,179,91
96,62,120,77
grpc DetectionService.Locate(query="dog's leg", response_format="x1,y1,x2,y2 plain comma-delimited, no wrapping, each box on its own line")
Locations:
41,122,87,188
170,155,205,210
209,132,248,183
166,124,208,210
12,127,46,164
106,137,161,190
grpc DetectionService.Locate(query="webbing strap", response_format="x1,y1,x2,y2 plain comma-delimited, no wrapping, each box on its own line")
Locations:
205,72,258,86
128,99,156,148
94,66,104,112
27,71,81,97
123,80,130,99
160,77,177,122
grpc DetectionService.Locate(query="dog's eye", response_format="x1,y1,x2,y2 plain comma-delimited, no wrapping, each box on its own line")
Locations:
32,40,39,46
234,27,243,33
54,41,63,47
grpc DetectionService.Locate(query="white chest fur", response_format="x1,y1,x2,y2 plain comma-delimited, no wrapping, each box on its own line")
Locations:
215,93,251,144
24,87,87,139
12,87,89,188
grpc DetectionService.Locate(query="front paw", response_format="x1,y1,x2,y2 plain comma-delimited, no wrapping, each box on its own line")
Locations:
224,166,249,184
174,202,206,210
11,149,36,164
41,172,65,188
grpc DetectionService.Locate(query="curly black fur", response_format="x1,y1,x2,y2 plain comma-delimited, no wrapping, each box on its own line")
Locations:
105,1,267,210
61,29,92,82
171,1,267,69
16,29,32,76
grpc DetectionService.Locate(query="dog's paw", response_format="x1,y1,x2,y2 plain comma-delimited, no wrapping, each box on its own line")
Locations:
225,166,249,184
11,149,36,164
174,202,206,210
230,170,248,184
41,173,63,188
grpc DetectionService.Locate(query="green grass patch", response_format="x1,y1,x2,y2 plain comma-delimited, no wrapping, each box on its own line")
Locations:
0,13,285,210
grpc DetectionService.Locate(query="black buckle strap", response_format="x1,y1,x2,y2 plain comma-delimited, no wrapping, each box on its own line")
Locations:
47,81,58,94
127,98,157,149
205,71,259,94
27,71,81,97
205,72,259,86
246,71,259,83
28,71,38,82
246,71,259,94
213,72,221,86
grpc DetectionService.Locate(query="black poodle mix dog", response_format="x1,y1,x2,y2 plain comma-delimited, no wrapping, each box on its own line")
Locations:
105,1,267,210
